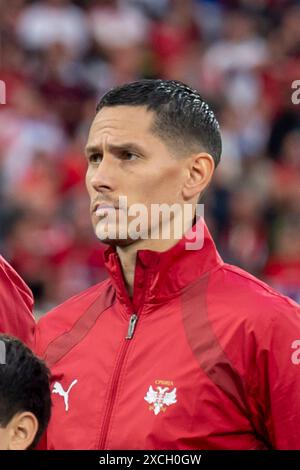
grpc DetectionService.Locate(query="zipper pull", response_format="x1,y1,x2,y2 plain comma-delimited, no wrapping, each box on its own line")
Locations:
126,314,138,340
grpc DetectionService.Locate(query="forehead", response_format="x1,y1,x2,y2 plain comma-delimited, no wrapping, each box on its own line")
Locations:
87,105,155,146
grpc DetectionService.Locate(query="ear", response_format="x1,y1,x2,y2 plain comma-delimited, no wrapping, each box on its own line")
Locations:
7,412,39,450
182,152,215,201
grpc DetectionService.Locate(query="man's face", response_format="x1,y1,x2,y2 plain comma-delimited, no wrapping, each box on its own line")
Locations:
85,105,189,246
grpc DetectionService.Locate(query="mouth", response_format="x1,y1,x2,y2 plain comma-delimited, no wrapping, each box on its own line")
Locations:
93,202,119,216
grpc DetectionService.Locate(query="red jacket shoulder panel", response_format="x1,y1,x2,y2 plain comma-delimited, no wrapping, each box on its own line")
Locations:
0,256,35,347
35,278,115,361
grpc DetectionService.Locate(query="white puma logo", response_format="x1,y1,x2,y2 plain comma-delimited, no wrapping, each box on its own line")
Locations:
52,380,78,412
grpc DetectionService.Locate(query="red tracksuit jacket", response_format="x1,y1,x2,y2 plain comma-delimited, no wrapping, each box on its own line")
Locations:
0,255,35,347
35,221,300,450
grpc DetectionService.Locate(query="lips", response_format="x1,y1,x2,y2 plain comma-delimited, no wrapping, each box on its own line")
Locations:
93,202,115,211
93,202,119,217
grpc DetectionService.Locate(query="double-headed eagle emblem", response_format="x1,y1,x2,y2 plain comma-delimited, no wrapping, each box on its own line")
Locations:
144,385,177,415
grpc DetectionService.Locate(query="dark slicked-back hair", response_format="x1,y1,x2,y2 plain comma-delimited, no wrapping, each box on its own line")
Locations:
96,79,222,168
0,335,51,450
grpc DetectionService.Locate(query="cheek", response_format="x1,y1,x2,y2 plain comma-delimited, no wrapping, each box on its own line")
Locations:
85,167,94,197
140,165,183,204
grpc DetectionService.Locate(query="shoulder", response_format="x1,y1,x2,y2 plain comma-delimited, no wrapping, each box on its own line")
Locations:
205,263,300,382
207,262,299,332
35,278,114,354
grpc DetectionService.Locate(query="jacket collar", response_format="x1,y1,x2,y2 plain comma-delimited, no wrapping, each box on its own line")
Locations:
104,218,223,313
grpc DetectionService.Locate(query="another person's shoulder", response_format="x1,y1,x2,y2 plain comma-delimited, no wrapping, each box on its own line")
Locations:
35,278,113,353
0,255,33,309
0,255,35,346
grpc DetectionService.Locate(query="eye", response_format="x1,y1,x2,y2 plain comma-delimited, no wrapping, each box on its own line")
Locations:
88,153,102,164
121,151,139,161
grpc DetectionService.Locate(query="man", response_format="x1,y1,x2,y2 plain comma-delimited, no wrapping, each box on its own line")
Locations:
36,80,300,450
0,256,35,347
0,335,51,450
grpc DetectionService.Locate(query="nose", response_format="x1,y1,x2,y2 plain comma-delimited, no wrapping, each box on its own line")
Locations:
90,154,115,193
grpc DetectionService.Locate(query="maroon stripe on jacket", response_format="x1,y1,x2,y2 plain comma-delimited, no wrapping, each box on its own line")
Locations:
44,284,116,368
181,274,252,420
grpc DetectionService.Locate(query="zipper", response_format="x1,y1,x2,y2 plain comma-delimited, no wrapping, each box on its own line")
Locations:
98,313,138,449
126,314,138,339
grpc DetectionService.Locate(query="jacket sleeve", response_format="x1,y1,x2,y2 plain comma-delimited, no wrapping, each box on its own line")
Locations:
0,256,35,347
249,297,300,449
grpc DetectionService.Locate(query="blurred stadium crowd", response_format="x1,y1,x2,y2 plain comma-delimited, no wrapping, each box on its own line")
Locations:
0,0,300,314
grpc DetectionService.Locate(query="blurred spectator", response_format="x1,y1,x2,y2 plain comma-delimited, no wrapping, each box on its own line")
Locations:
0,85,66,190
0,0,299,313
203,10,268,82
218,182,269,275
88,0,148,50
150,0,200,79
271,130,300,213
17,0,90,58
263,218,300,304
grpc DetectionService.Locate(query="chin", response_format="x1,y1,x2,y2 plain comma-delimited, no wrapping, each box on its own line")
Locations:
94,221,135,247
97,237,135,248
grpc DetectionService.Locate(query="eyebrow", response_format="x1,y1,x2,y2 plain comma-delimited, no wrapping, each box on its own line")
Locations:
85,142,146,157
